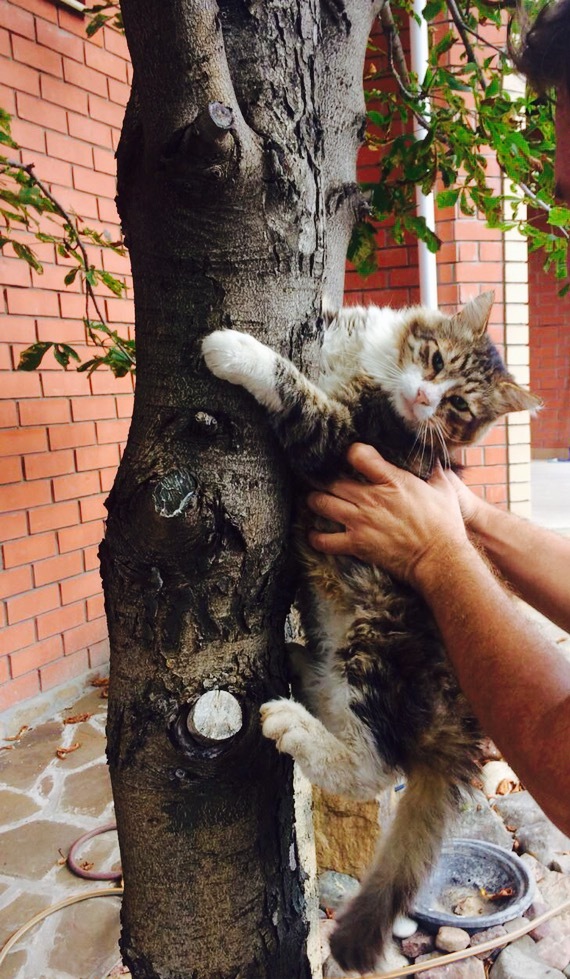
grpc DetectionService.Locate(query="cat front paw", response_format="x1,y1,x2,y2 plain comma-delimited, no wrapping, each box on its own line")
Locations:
202,330,281,410
260,698,315,757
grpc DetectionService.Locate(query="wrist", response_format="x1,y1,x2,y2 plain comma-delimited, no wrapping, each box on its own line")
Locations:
411,537,476,595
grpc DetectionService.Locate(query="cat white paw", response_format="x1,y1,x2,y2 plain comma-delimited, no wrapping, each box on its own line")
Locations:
260,698,315,756
202,330,281,410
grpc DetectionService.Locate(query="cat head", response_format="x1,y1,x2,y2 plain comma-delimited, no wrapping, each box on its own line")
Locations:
360,291,541,450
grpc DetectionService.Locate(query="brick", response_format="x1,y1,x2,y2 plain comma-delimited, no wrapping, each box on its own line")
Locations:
99,468,116,493
34,550,83,587
41,74,88,114
95,418,130,444
0,364,42,398
97,195,120,224
3,531,57,569
0,3,35,39
41,371,91,398
0,565,33,601
0,454,22,484
16,0,58,21
116,394,134,418
63,616,107,655
71,395,116,422
87,592,105,620
36,317,86,344
89,637,110,668
0,619,35,656
83,543,102,571
0,427,48,457
0,511,28,545
0,656,9,685
45,130,93,167
40,648,90,692
19,398,70,426
0,672,40,712
79,493,107,523
0,479,51,513
75,443,119,471
58,519,104,553
13,36,63,78
29,500,79,534
48,420,95,450
0,56,40,96
24,449,74,480
103,26,129,59
53,470,100,501
68,112,113,148
36,17,85,62
7,583,60,625
0,403,18,428
85,43,127,82
10,634,63,678
108,77,130,105
61,569,102,606
6,287,59,317
73,163,116,199
36,600,85,640
88,92,125,129
63,57,108,98
93,146,116,175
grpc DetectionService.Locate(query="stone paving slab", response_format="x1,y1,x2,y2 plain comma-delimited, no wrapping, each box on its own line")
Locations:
0,679,121,979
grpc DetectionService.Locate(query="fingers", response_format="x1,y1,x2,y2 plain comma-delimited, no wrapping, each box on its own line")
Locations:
306,490,358,524
345,442,401,485
308,529,353,555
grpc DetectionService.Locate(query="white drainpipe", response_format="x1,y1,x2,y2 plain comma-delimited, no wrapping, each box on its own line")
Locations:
409,0,439,310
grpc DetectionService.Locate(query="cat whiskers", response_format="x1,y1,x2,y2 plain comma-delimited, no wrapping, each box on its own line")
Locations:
428,416,452,469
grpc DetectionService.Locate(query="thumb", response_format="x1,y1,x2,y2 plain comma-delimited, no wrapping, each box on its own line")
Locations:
346,443,402,485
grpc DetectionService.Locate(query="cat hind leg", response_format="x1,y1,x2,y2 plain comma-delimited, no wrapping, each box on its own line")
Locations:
260,698,382,800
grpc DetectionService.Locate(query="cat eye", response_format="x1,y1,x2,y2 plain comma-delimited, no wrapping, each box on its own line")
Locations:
449,394,470,412
432,350,444,374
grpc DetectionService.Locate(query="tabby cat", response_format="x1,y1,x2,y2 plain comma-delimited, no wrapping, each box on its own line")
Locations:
202,292,540,974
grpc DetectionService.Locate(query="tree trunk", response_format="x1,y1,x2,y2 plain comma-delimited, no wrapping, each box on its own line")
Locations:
100,2,382,976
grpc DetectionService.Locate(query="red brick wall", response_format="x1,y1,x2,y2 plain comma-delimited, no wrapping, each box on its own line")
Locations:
354,19,509,507
0,4,514,710
0,0,133,711
528,214,570,457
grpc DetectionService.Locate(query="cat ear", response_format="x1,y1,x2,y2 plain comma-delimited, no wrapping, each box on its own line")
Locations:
496,379,543,416
454,291,494,336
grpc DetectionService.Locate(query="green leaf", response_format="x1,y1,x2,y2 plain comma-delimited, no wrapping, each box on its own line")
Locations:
64,266,80,286
17,342,53,371
547,206,570,228
347,222,378,277
436,188,460,209
99,270,125,297
53,343,81,369
12,241,43,273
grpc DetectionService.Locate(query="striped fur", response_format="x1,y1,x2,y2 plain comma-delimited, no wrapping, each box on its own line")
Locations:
202,293,540,973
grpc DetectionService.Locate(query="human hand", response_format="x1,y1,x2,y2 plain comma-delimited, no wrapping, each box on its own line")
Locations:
306,443,472,587
443,469,489,532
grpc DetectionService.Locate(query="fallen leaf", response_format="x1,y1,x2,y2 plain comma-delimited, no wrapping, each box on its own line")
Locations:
0,745,14,752
324,907,335,920
481,886,514,902
63,713,92,725
5,724,30,742
80,860,94,872
91,676,109,688
56,742,81,759
496,778,518,795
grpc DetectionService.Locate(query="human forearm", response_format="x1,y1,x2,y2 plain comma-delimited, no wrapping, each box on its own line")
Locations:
415,542,570,835
469,501,570,632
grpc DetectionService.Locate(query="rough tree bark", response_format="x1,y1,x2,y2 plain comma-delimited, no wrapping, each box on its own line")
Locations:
100,2,383,976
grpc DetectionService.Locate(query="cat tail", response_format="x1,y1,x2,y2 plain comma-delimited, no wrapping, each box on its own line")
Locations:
329,767,459,975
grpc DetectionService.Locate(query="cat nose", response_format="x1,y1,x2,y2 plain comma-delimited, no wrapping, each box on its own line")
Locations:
414,387,431,406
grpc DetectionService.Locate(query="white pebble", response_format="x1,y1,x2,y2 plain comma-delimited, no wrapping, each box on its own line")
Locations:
392,914,418,938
